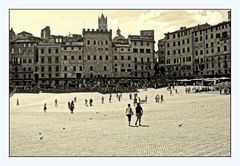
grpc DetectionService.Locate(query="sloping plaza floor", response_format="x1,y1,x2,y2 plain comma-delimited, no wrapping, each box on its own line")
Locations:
9,86,230,156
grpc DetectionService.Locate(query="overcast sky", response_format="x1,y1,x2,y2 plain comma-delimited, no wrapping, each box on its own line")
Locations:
10,10,229,44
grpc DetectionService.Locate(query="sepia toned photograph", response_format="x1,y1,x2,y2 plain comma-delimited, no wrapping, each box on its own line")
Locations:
9,9,231,157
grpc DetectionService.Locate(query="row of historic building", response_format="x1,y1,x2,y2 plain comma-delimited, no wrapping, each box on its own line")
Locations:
9,14,155,87
157,11,231,79
10,12,231,88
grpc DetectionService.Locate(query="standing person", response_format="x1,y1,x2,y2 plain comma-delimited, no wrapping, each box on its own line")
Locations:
89,98,93,106
16,99,19,106
145,95,147,103
68,101,71,111
101,96,104,104
161,94,164,103
74,97,77,103
126,104,134,126
129,93,132,100
43,103,47,113
133,97,137,107
170,89,173,96
70,100,74,114
85,99,88,107
118,95,121,102
55,99,58,107
109,94,112,103
135,103,143,126
175,88,178,94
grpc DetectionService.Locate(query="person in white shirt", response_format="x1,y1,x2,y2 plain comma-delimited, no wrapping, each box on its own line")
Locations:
126,104,134,126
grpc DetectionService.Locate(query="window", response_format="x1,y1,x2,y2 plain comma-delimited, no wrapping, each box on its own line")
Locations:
173,50,176,55
55,57,59,63
195,37,198,42
79,55,82,60
216,33,221,38
106,56,109,60
71,47,74,50
104,66,107,71
94,55,96,60
167,43,170,47
178,49,181,54
48,66,52,72
206,35,208,40
87,40,90,45
135,57,137,62
56,73,59,77
218,47,220,52
93,40,96,45
41,66,44,72
41,74,44,78
99,56,102,60
147,58,150,62
141,58,144,64
128,56,131,60
90,66,93,71
212,49,214,53
73,66,76,71
64,73,67,78
222,31,228,38
173,42,176,46
106,41,108,45
41,49,44,54
71,56,74,60
146,49,151,53
178,41,180,46
106,48,108,51
183,57,185,62
187,47,190,52
140,49,144,53
211,42,214,47
48,57,52,63
121,56,124,60
134,42,137,46
56,66,59,72
88,56,90,60
55,49,59,53
195,51,198,56
141,42,143,46
48,48,51,53
64,56,67,60
128,64,131,67
133,48,138,53
200,50,203,55
187,39,190,43
182,40,185,45
182,48,185,53
41,57,44,63
121,48,124,51
114,56,117,60
79,66,82,71
167,51,170,55
64,66,67,71
147,42,149,46
206,43,208,48
211,34,213,38
224,45,227,51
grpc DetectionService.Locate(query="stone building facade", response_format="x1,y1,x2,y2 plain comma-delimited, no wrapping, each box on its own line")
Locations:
159,14,231,79
112,29,155,78
10,31,41,87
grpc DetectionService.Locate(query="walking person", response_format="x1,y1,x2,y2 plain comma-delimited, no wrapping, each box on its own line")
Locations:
126,104,134,126
68,101,71,111
55,99,58,107
85,99,88,107
43,103,47,113
129,93,132,100
101,96,104,104
135,103,143,126
161,94,164,103
70,100,74,114
16,99,19,106
89,98,93,107
145,95,147,103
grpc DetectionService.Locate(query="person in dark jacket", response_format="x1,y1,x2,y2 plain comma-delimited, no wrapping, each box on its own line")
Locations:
135,103,143,126
70,100,74,114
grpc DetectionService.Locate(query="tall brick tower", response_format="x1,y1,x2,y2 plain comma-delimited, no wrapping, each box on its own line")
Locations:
98,13,108,30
